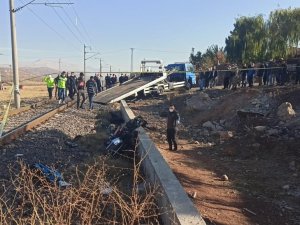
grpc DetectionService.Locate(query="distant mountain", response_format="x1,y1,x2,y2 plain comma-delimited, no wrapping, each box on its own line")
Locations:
0,67,58,83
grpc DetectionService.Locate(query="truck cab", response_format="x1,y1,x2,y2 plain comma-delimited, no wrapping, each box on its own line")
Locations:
165,63,196,89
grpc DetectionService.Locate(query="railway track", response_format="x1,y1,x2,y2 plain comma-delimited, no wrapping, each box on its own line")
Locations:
0,100,76,145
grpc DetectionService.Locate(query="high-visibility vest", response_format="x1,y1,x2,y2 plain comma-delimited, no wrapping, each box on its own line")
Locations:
43,76,55,88
57,76,67,89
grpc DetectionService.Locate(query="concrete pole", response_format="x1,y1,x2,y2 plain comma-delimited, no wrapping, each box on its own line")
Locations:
9,0,20,108
99,58,102,75
130,48,134,74
83,44,86,81
59,58,61,73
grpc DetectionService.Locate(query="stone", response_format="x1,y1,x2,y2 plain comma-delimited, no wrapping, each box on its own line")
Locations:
282,185,290,190
197,151,202,155
252,143,261,148
203,121,215,130
254,126,267,132
186,92,214,111
218,131,234,140
289,161,296,171
215,125,224,131
267,129,280,136
222,174,229,181
194,141,200,145
220,119,226,125
277,102,296,121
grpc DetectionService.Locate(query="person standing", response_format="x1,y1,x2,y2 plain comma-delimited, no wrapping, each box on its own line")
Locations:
167,104,179,151
124,74,129,82
57,72,67,104
119,74,124,84
94,74,101,92
43,74,55,99
247,63,255,87
241,64,247,87
105,74,111,89
223,66,231,89
199,70,205,90
100,74,105,91
86,76,97,110
76,72,86,109
210,66,218,88
257,64,265,86
67,72,77,100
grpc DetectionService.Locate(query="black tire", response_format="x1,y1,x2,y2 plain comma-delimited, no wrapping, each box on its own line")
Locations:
185,82,192,90
158,86,164,95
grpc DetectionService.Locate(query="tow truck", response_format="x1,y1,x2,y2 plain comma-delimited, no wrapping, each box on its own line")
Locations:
93,60,196,104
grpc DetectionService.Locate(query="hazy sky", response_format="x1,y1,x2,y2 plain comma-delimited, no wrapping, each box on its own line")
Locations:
1,0,300,73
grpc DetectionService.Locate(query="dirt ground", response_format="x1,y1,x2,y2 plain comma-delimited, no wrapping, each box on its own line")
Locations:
128,85,300,225
0,83,48,113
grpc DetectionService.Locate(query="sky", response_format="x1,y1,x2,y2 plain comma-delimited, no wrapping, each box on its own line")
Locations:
1,0,300,74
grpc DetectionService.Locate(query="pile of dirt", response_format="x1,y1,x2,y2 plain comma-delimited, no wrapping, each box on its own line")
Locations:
129,85,300,225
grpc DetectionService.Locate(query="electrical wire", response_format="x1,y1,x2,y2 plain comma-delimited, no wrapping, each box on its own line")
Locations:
46,0,84,45
17,0,81,52
51,0,89,45
67,0,93,45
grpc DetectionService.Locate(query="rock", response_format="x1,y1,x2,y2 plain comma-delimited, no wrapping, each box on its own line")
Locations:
215,125,224,131
252,143,261,148
282,185,290,190
203,121,215,130
194,141,200,145
186,92,214,111
289,161,296,171
203,129,210,136
222,174,229,181
197,151,202,155
218,131,234,140
220,119,226,125
267,129,280,136
277,102,296,121
254,126,267,132
192,191,197,199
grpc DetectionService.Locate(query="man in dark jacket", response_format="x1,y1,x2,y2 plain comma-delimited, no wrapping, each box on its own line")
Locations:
167,104,179,151
86,76,98,110
76,72,86,109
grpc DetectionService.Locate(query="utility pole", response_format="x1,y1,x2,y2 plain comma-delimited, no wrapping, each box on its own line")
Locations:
110,65,112,73
84,44,86,80
58,58,61,73
9,0,20,108
130,48,134,74
99,58,102,75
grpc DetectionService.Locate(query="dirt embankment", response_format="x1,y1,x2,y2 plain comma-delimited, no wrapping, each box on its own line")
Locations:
129,85,300,225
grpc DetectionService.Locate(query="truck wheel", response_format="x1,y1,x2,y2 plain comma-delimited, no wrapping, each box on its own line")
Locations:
158,86,164,95
185,82,192,90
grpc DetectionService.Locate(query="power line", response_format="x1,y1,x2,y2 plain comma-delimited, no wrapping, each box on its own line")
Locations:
67,0,93,45
18,0,80,52
45,0,84,45
52,0,89,45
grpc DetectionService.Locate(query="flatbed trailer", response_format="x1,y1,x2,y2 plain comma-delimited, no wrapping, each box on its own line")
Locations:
93,74,166,104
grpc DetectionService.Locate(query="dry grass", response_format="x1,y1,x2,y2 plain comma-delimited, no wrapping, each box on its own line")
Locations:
1,83,48,103
0,155,160,225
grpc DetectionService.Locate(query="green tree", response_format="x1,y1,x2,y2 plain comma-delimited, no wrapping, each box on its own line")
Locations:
225,15,267,64
189,51,203,71
202,45,226,68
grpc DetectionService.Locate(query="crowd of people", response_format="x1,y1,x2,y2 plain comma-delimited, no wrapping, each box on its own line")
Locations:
43,72,130,110
198,60,300,91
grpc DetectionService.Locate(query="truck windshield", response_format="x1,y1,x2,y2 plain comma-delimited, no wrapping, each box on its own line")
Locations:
166,64,185,71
